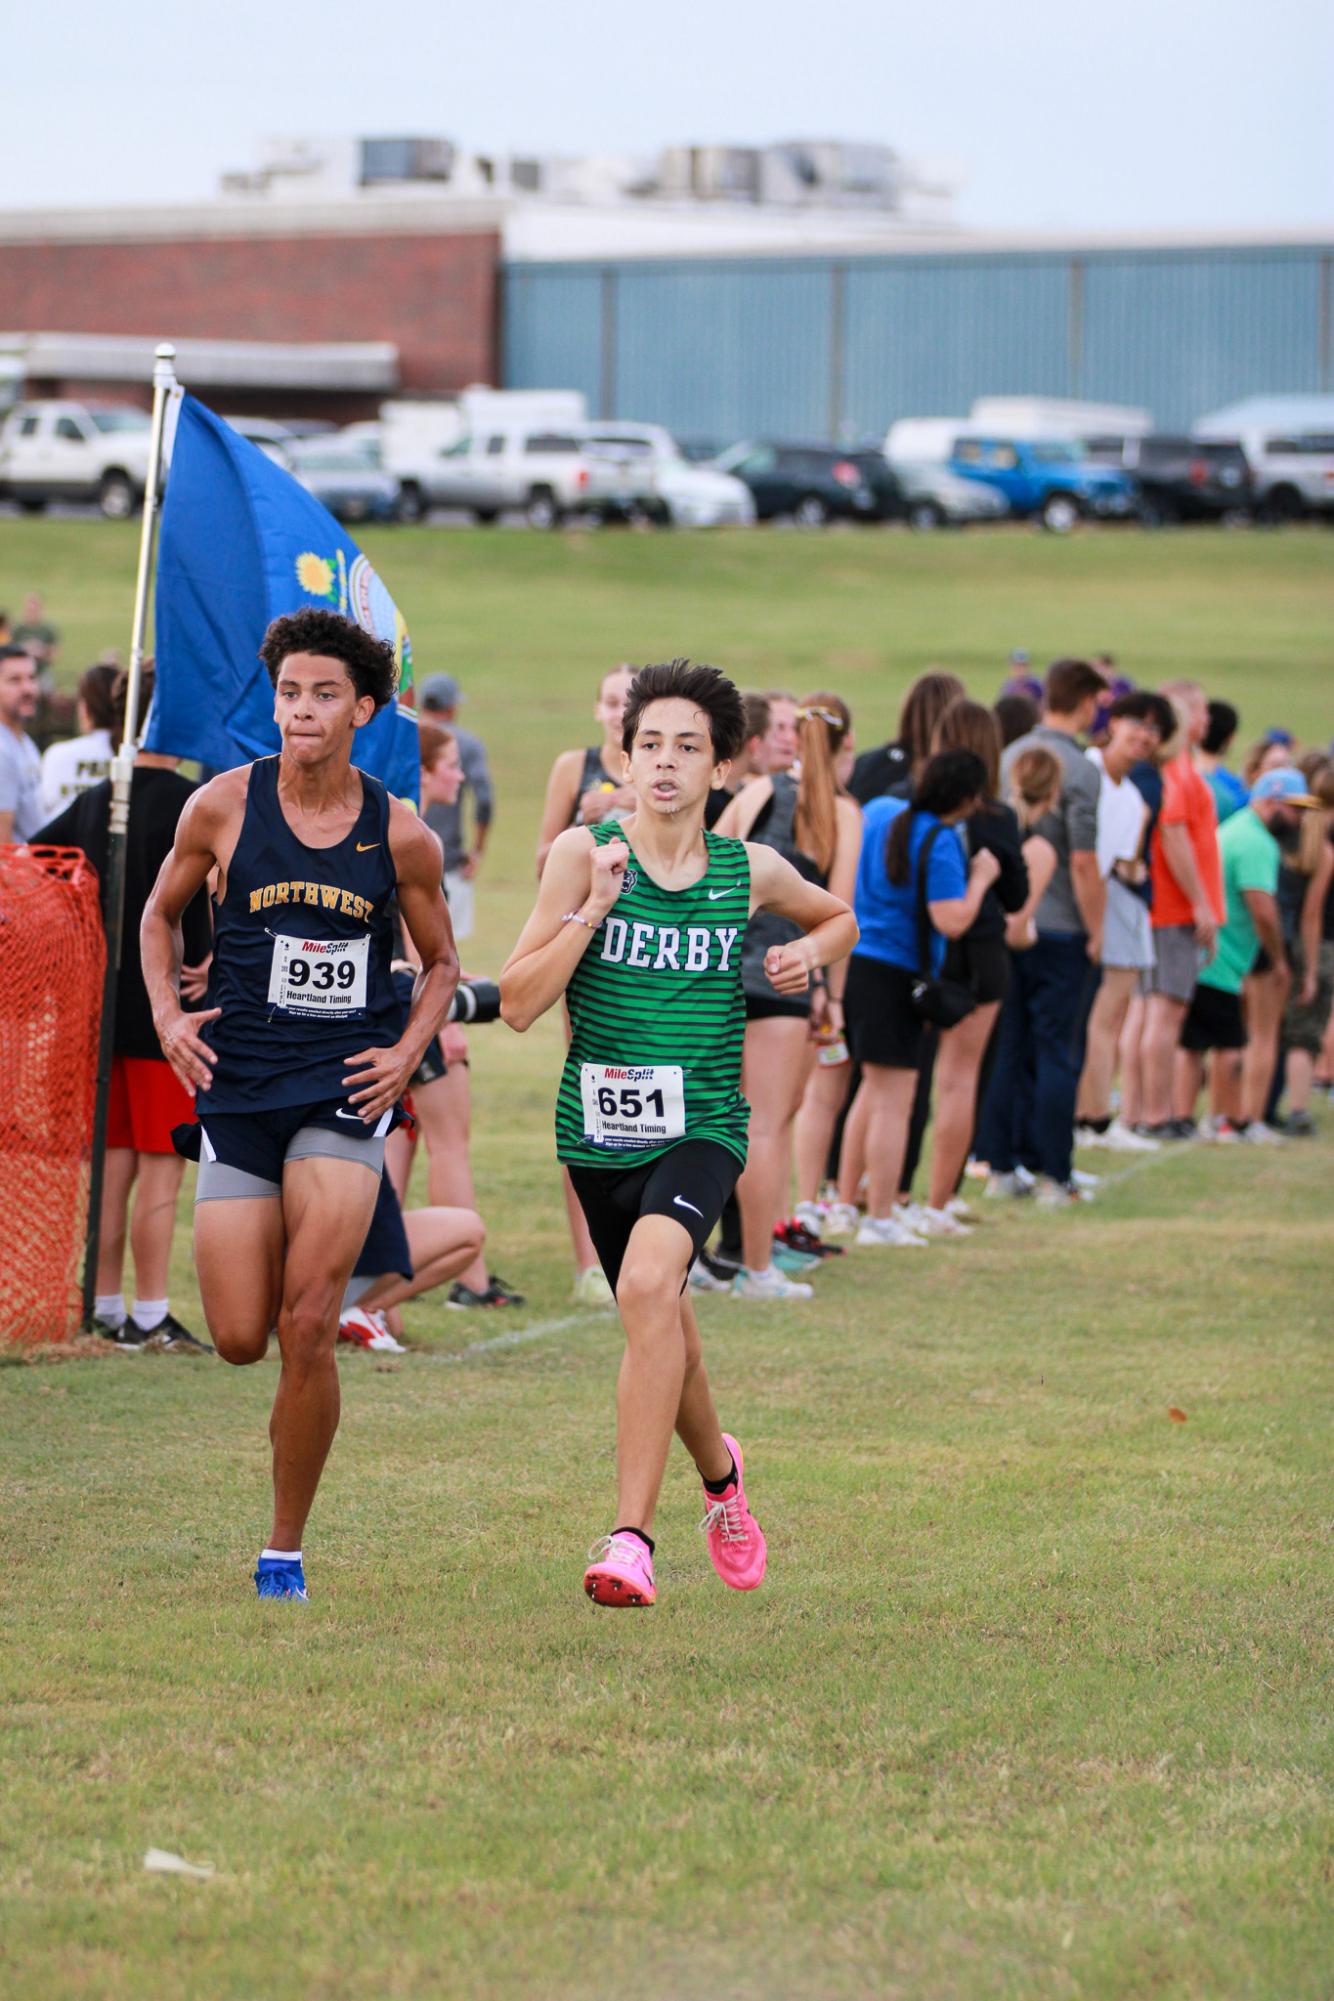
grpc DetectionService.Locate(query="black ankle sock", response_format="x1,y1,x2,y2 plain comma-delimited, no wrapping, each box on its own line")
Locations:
1084,1115,1112,1135
614,1524,655,1557
702,1455,737,1496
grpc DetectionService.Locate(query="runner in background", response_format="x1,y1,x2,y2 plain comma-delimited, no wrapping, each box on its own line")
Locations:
535,665,636,1306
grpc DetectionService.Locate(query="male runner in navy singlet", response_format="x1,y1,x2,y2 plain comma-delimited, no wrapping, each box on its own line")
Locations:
142,608,457,1601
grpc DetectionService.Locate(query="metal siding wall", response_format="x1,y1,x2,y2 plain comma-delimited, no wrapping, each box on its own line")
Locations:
611,264,832,439
502,247,1330,440
841,257,1073,435
1080,252,1323,426
502,265,603,410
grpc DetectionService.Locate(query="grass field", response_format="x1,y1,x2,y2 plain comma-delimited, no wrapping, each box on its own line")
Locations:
2,523,1333,1999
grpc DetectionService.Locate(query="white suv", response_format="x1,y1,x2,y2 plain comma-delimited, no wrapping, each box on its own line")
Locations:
0,400,154,518
396,429,599,527
577,424,755,528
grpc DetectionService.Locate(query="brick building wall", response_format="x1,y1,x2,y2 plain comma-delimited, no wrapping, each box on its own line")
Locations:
0,228,500,401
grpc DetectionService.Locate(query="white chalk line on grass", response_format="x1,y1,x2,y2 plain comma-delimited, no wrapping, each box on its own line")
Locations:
429,1311,602,1364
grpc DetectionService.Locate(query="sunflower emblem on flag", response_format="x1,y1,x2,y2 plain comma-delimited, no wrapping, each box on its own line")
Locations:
293,548,413,701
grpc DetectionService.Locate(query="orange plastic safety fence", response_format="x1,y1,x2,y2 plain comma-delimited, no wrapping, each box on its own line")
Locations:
0,845,105,1341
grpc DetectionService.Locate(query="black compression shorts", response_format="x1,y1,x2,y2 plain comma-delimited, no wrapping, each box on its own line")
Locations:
568,1138,742,1298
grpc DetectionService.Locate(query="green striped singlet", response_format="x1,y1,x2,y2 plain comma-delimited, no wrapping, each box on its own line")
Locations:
555,822,751,1170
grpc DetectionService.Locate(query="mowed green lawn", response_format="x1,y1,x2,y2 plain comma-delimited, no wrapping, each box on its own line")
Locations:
2,521,1333,2000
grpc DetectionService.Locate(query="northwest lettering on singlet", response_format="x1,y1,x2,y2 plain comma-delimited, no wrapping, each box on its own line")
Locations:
203,756,401,1112
555,822,751,1168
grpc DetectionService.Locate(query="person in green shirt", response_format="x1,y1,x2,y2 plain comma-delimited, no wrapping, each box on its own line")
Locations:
501,659,857,1612
1176,767,1319,1133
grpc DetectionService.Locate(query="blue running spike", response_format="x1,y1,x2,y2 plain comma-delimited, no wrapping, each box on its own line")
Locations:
254,1558,308,1601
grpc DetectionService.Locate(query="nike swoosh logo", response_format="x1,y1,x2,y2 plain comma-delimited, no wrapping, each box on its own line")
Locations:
356,841,379,852
707,886,734,900
335,1108,364,1121
673,1195,704,1218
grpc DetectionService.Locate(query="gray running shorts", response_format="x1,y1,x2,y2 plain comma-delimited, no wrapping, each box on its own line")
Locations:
196,1124,387,1202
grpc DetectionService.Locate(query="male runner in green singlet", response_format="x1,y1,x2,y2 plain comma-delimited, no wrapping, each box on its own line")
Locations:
501,659,858,1608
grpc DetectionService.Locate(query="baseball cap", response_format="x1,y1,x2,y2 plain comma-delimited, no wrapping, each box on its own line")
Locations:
1262,726,1294,746
1251,766,1319,807
419,673,462,710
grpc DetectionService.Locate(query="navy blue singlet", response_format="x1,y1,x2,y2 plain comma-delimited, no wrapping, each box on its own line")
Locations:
202,756,400,1113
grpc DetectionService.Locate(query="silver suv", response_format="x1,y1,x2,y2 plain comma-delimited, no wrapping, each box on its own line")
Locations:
1194,399,1334,520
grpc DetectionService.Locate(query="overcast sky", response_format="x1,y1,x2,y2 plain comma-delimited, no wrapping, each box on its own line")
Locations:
6,0,1331,232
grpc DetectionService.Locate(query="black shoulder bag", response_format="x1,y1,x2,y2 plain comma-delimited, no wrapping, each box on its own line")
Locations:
909,824,978,1029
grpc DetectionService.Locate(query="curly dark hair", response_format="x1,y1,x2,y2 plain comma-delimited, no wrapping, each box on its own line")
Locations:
259,608,397,710
621,659,746,762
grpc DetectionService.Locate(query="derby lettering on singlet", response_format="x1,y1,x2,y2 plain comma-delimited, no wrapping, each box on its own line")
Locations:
556,824,752,1170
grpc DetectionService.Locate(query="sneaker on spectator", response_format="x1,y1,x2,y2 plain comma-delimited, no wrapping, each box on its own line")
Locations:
1092,1119,1159,1153
792,1202,826,1237
772,1242,821,1277
697,1247,743,1287
1035,1178,1082,1209
821,1201,861,1238
100,1320,151,1352
337,1305,405,1353
1239,1121,1285,1145
1070,1169,1100,1192
688,1257,733,1295
777,1218,844,1260
141,1313,216,1357
944,1196,977,1223
572,1265,617,1308
732,1265,813,1301
894,1202,930,1235
917,1204,973,1238
983,1171,1031,1200
1208,1116,1242,1143
854,1213,928,1248
1283,1109,1316,1137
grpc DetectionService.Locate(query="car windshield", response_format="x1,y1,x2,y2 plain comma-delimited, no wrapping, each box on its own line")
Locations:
88,409,152,435
300,452,373,473
1029,440,1081,464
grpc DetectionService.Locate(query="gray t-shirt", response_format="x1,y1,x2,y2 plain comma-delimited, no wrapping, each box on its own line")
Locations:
0,726,43,840
1001,723,1100,936
422,722,493,873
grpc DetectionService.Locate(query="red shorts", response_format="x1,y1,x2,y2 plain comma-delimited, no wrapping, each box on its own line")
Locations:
106,1055,195,1155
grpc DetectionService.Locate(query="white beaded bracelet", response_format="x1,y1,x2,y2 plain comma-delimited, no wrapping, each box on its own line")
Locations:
561,910,600,930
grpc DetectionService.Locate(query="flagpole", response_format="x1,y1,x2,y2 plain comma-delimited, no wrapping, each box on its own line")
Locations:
80,343,178,1331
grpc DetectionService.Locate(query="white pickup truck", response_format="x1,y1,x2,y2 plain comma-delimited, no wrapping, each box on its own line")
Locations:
396,428,599,527
0,400,155,518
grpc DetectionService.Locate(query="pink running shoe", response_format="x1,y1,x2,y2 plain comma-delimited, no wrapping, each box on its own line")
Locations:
699,1433,767,1591
583,1532,656,1608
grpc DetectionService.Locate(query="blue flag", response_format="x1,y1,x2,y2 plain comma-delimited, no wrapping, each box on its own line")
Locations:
147,394,419,800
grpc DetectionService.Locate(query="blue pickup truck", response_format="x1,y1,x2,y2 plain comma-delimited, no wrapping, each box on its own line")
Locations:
947,436,1137,531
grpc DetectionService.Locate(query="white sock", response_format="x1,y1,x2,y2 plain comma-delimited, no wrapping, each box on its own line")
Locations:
131,1297,168,1332
260,1548,302,1563
94,1293,126,1327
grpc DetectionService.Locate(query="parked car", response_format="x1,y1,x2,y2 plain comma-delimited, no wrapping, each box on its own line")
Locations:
1192,398,1334,521
714,441,900,524
226,416,301,466
395,430,599,527
0,399,153,518
290,445,401,523
1083,434,1253,523
947,436,1136,531
890,459,1010,529
577,424,754,527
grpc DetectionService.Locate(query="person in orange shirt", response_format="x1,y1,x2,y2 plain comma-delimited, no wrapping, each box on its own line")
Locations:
1139,679,1225,1134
